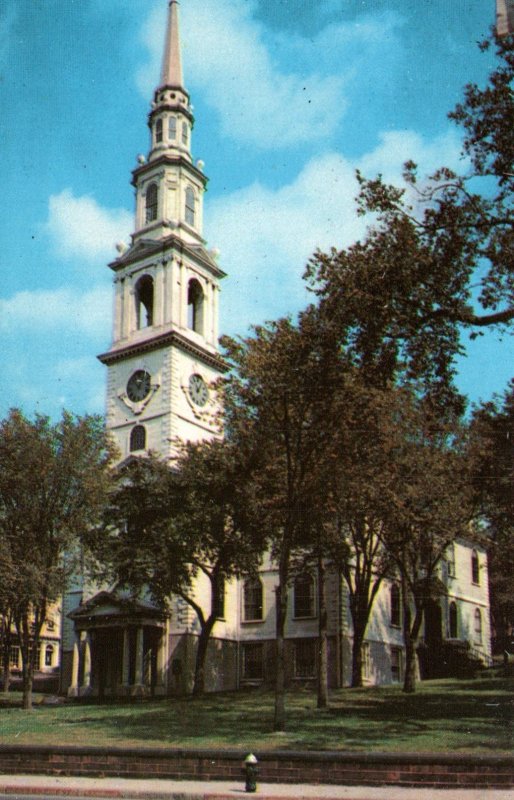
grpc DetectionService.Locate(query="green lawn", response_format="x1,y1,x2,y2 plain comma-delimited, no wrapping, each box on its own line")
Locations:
0,677,512,754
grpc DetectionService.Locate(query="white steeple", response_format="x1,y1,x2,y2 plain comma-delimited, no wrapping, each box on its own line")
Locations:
161,1,184,88
147,0,193,164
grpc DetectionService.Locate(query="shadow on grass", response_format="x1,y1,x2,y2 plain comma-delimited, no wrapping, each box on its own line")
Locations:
54,677,513,753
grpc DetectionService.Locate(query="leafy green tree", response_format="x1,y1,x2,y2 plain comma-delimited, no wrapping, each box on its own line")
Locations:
378,400,476,692
305,33,514,407
100,440,264,697
321,383,400,688
222,311,346,727
471,383,514,654
0,410,115,709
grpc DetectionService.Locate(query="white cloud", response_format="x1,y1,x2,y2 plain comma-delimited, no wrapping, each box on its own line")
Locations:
209,128,462,335
137,0,347,148
0,285,111,339
45,189,132,264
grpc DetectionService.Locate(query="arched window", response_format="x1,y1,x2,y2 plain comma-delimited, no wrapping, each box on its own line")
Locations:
449,601,458,638
182,121,189,146
135,275,154,329
187,278,204,334
243,578,263,622
185,186,195,226
45,645,54,667
130,425,146,452
145,183,158,223
471,550,480,584
155,118,163,143
168,116,177,140
390,584,401,627
474,608,483,643
294,574,315,619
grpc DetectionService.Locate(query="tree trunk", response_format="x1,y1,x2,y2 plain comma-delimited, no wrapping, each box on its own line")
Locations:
317,555,328,708
402,586,423,694
2,648,11,695
351,625,365,688
1,620,12,695
192,617,216,697
274,576,288,731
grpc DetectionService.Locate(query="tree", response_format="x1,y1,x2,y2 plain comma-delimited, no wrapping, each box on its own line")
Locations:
322,383,399,688
222,311,346,728
100,440,264,697
378,399,476,692
305,33,514,407
0,410,115,709
471,382,514,654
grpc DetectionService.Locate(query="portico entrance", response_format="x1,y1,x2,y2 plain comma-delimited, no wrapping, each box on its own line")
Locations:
68,591,168,698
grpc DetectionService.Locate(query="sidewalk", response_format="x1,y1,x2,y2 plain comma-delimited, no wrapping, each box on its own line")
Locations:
0,775,511,800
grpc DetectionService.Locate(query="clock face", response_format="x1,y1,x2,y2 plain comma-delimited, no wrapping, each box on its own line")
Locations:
189,373,209,407
127,370,151,402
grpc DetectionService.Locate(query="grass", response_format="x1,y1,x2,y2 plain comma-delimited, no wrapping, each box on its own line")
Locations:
0,677,512,755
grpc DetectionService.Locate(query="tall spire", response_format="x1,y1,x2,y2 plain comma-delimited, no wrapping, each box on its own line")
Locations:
160,0,184,89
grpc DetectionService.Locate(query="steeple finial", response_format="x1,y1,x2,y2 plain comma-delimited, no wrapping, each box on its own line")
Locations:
160,0,184,89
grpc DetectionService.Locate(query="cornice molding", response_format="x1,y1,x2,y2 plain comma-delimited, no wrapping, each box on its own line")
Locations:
98,330,227,373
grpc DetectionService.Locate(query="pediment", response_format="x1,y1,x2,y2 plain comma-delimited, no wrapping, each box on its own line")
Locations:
68,590,164,621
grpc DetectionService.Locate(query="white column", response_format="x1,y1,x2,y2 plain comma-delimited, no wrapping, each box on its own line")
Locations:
213,285,219,345
156,630,166,688
133,626,145,695
122,628,130,689
114,278,123,341
122,278,131,338
81,632,92,693
68,635,80,697
180,261,187,329
154,265,164,327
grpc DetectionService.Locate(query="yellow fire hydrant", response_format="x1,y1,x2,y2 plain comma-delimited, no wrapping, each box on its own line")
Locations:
243,753,258,793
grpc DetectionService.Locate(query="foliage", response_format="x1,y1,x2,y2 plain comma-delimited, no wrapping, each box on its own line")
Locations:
221,311,348,727
0,410,115,709
100,441,265,696
305,33,514,409
471,382,514,651
377,400,476,692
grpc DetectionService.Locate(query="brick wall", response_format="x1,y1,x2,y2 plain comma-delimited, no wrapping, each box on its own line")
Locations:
0,746,511,788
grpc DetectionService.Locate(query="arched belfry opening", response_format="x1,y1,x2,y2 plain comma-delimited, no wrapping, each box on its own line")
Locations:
135,275,154,329
187,278,204,334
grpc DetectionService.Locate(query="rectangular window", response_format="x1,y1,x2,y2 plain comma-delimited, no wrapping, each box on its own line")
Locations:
391,647,403,683
45,646,54,667
9,645,20,669
293,575,315,619
294,639,316,678
243,579,263,622
182,121,188,145
168,116,177,139
242,643,263,680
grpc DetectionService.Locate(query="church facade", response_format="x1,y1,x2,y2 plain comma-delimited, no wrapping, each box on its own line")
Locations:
60,0,492,699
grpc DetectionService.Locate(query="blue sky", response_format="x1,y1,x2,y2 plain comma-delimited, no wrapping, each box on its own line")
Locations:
0,0,509,419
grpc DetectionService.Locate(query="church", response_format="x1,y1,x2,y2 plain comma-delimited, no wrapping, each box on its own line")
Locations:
60,0,492,699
